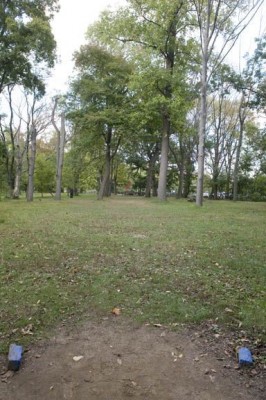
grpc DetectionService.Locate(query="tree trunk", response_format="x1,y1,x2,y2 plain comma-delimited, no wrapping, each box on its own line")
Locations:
152,178,158,197
98,145,111,200
176,168,184,199
27,127,37,202
233,134,242,201
233,103,245,201
12,145,22,199
196,33,208,207
145,165,153,198
145,144,159,198
158,116,170,201
157,9,177,201
55,113,66,200
212,162,219,199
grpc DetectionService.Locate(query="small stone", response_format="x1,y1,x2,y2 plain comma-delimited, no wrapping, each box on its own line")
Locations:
73,356,84,362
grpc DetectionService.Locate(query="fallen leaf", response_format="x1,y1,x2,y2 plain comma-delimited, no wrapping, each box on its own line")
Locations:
21,324,34,335
112,307,121,316
73,356,84,362
225,308,233,313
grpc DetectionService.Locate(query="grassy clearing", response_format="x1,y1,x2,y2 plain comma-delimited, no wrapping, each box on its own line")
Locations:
0,196,265,352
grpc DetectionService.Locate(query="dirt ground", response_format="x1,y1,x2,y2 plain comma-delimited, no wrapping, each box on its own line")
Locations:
0,316,265,400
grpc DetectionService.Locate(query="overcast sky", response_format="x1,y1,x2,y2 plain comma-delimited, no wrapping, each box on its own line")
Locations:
47,0,125,93
47,0,266,95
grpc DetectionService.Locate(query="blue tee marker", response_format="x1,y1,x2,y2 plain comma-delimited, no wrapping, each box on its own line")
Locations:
8,344,23,371
238,347,253,366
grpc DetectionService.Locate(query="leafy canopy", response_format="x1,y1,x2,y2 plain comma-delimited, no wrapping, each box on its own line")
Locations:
0,0,59,94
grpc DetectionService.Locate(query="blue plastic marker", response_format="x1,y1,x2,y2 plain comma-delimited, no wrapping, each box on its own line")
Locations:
8,344,23,371
238,347,253,366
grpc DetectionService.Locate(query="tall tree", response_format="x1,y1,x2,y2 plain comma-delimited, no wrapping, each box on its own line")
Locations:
89,0,195,200
26,93,51,201
69,45,132,200
191,0,263,206
52,97,66,201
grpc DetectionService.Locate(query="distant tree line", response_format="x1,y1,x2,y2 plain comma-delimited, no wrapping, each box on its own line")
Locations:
0,0,265,203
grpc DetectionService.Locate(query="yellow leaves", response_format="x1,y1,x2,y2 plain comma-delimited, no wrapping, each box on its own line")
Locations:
112,307,121,316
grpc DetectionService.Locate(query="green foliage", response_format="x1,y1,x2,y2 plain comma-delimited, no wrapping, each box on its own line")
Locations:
67,44,134,198
0,0,58,94
34,153,56,195
63,149,98,192
71,44,133,123
252,175,266,198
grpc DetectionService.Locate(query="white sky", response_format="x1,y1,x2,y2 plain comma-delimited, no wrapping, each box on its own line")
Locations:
47,0,266,95
47,0,125,94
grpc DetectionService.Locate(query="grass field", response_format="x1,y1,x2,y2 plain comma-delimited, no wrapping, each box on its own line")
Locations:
0,195,265,353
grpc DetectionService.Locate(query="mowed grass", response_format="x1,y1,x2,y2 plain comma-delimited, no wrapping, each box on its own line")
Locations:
0,196,265,352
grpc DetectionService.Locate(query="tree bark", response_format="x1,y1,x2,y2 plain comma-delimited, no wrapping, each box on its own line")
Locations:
233,97,245,201
98,126,112,200
55,113,66,200
12,145,22,199
158,115,170,201
176,168,184,199
27,127,37,201
98,144,111,200
196,27,208,207
145,144,159,198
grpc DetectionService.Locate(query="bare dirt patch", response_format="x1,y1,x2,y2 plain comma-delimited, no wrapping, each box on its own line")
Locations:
0,316,264,400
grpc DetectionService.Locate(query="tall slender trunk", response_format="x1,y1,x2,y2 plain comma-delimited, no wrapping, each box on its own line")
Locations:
98,144,111,200
145,144,159,198
158,116,170,201
27,127,37,202
233,102,245,201
145,165,153,198
196,36,208,206
157,8,178,201
12,145,22,199
233,135,243,201
176,167,184,199
212,162,219,199
55,113,66,200
98,126,112,200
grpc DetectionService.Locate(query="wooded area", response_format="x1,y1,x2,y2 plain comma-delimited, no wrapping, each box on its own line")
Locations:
0,0,266,204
